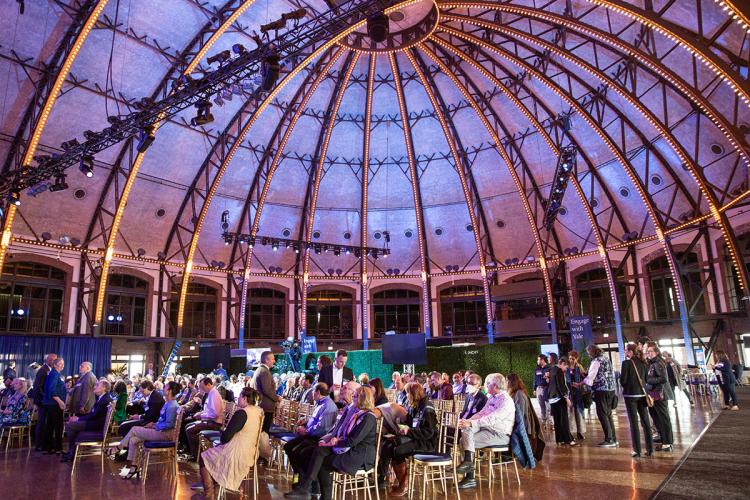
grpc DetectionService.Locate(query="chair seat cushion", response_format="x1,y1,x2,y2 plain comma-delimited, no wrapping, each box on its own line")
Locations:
269,425,288,434
279,434,296,443
200,430,221,440
143,440,175,449
414,453,452,463
76,431,104,443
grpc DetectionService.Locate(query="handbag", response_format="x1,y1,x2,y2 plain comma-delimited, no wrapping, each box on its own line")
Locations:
632,359,654,407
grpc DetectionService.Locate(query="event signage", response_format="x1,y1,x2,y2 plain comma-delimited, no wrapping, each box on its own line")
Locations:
569,316,593,354
301,335,317,354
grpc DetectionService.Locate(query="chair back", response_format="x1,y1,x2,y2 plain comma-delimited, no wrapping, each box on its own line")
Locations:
102,402,117,440
440,410,460,462
453,394,465,410
222,401,236,429
171,407,185,449
286,400,300,428
436,399,454,413
274,399,290,426
372,416,384,472
298,403,313,421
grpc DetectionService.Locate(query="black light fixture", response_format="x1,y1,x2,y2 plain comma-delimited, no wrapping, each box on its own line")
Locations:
79,155,94,177
48,174,68,192
190,100,214,126
8,189,21,206
367,12,389,43
261,55,281,92
136,125,156,153
60,138,80,151
206,49,231,66
260,19,287,33
281,8,307,21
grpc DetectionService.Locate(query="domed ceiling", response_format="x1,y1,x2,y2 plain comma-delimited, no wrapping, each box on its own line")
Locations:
1,0,749,285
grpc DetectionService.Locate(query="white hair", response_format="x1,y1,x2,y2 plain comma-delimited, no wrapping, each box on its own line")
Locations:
81,361,92,371
485,373,507,391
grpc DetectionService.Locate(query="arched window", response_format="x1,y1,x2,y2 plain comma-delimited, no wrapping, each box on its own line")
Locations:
372,289,421,336
306,289,354,340
440,285,486,337
169,282,218,339
105,274,148,336
0,261,65,333
575,268,629,324
648,252,705,320
246,288,286,340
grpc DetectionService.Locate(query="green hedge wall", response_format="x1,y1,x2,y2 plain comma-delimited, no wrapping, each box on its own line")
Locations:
310,341,540,390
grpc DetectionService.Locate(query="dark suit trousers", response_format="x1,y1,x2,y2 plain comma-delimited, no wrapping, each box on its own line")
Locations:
298,446,334,491
594,390,617,442
262,412,273,433
34,405,48,448
648,399,673,445
624,397,653,455
551,399,573,444
65,420,90,452
284,435,318,473
43,404,63,452
186,420,221,459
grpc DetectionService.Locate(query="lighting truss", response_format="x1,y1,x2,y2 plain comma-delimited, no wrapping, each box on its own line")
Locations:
0,0,398,203
543,145,577,230
222,232,391,259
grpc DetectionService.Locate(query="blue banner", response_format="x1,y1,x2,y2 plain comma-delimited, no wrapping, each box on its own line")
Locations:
569,316,593,355
301,335,317,354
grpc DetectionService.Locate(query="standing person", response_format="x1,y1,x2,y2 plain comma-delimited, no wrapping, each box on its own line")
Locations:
252,351,281,434
42,357,67,454
318,350,354,401
32,353,56,451
212,363,228,381
645,342,674,452
568,351,587,441
620,343,653,458
3,361,16,380
713,350,739,410
533,355,550,425
69,361,97,416
663,352,693,406
548,357,576,446
314,356,332,384
584,344,618,447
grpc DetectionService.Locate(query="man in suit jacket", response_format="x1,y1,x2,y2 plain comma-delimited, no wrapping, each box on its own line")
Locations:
252,351,281,433
460,373,488,420
118,380,165,436
318,350,354,401
70,361,96,416
61,380,113,462
33,353,57,451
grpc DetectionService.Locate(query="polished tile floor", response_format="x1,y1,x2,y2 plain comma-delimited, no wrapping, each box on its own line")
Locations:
0,391,724,499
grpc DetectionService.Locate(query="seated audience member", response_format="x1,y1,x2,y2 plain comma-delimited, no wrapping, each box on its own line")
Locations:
284,383,339,476
1,377,14,401
389,371,401,390
112,381,128,425
185,377,225,460
283,375,299,400
42,357,67,454
284,386,377,500
178,379,197,406
456,373,516,489
2,361,16,381
393,374,408,407
358,373,370,387
61,380,113,462
119,380,165,436
0,378,31,429
370,378,388,406
429,371,453,400
126,381,148,416
197,387,263,498
379,382,438,496
298,374,315,404
112,381,182,479
460,373,487,420
452,372,466,395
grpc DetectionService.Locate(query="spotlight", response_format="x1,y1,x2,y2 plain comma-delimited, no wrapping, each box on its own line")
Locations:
281,8,307,21
314,245,321,255
116,314,123,322
48,174,68,192
190,100,214,126
248,238,255,248
83,130,101,141
79,155,94,177
367,13,389,43
261,55,281,92
206,49,231,66
107,115,124,128
260,19,286,33
137,248,146,257
16,308,25,316
107,314,115,322
8,189,21,206
334,247,340,256
41,232,52,241
224,234,232,246
136,125,156,153
232,43,246,55
272,241,279,251
345,248,350,255
60,138,80,151
293,245,299,254
221,210,230,230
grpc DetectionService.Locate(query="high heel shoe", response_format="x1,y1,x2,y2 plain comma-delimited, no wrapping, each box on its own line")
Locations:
121,467,141,480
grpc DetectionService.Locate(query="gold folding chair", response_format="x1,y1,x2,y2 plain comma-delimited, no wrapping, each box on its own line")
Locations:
1,404,35,451
71,402,118,475
408,410,461,500
140,406,185,483
474,445,520,487
216,409,265,500
332,417,383,500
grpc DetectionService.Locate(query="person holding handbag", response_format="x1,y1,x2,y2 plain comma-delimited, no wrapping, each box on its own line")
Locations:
619,343,654,457
645,342,674,452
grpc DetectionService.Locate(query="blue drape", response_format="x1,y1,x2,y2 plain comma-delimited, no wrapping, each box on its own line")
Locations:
0,335,111,380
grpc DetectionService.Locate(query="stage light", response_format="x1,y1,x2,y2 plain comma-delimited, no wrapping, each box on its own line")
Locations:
294,245,299,254
260,19,286,33
8,189,21,206
190,100,214,126
137,248,146,257
367,12,389,43
345,248,350,255
272,241,278,251
48,174,68,192
248,238,255,248
60,138,80,151
334,247,340,256
261,55,281,92
80,155,94,177
136,125,156,153
41,232,52,242
16,308,25,316
207,49,231,66
224,234,232,246
107,314,115,322
232,43,246,55
116,314,123,322
281,8,307,21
